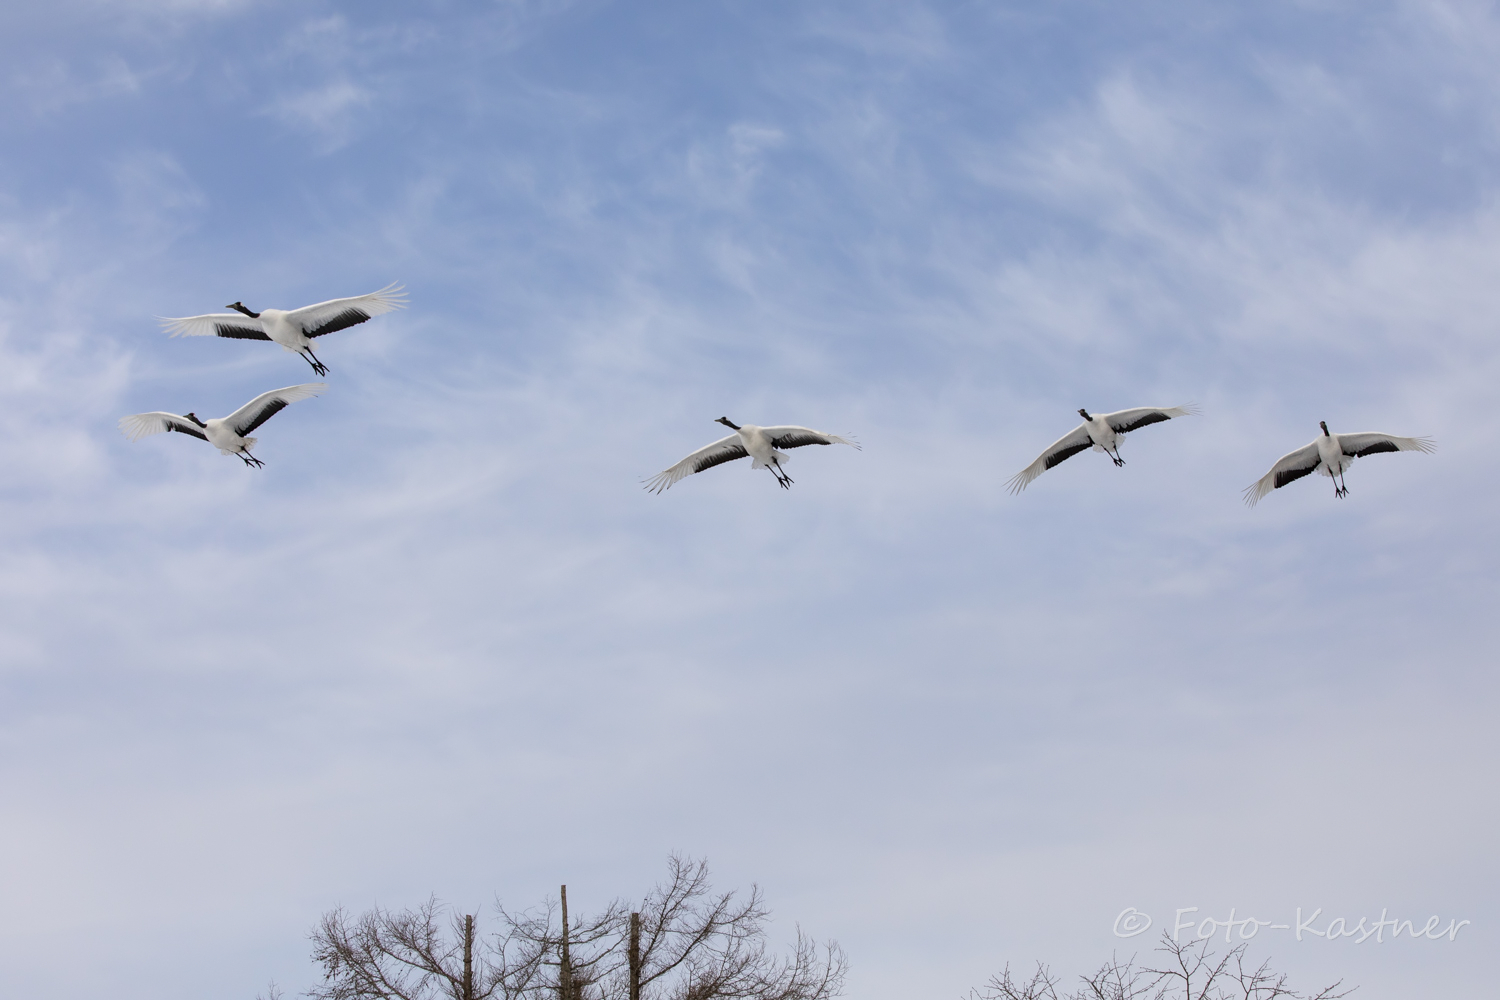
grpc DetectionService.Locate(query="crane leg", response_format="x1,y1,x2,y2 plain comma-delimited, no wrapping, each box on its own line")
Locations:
1110,447,1125,467
771,459,794,488
301,348,330,376
239,450,266,468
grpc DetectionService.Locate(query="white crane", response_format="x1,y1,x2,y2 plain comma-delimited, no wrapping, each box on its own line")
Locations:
1006,404,1199,493
645,417,860,493
118,383,327,467
1244,421,1435,506
160,283,406,375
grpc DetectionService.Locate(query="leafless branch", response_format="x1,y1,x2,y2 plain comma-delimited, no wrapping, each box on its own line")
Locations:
970,962,1064,1000
308,898,536,1000
971,932,1354,1000
1144,934,1238,1000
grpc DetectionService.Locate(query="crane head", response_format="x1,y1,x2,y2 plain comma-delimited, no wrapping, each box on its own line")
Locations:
1320,421,1330,435
1077,408,1091,420
715,416,741,430
226,301,260,318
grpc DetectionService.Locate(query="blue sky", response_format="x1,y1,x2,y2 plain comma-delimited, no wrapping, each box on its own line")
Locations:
1,1,1497,997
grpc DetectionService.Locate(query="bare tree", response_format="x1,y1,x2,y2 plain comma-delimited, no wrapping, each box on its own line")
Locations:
496,855,847,1000
971,933,1352,1000
490,886,626,1000
301,856,845,1000
308,898,548,1000
621,855,844,1000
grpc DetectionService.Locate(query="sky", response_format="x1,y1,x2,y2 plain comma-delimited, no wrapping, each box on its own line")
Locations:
1,1,1497,998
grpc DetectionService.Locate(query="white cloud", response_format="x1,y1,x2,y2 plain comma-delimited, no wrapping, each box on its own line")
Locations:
685,122,788,210
266,78,372,149
10,55,145,115
110,149,206,229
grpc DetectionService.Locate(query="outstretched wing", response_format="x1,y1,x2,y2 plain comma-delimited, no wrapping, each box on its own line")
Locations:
1006,423,1093,494
288,283,408,338
119,412,209,442
1243,442,1321,507
1102,403,1200,434
1337,432,1436,458
761,426,861,451
159,313,271,341
224,383,328,437
644,434,749,493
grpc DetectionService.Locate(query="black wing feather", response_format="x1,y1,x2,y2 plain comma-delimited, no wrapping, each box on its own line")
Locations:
1045,441,1092,470
1347,440,1400,457
1274,464,1319,489
214,322,272,341
769,432,832,449
693,445,749,473
236,399,288,436
305,308,372,339
166,420,209,441
1111,412,1172,434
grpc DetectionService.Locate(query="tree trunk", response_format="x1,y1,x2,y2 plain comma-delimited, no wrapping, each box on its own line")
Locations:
463,914,474,1000
628,912,641,1000
559,886,575,1000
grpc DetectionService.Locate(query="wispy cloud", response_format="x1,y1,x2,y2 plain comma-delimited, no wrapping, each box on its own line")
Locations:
266,78,372,149
10,55,145,115
685,122,787,209
252,17,376,151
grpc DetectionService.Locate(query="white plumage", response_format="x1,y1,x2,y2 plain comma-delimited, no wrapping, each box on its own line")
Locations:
119,383,327,467
1244,421,1435,506
646,417,860,493
160,283,406,375
1007,404,1199,493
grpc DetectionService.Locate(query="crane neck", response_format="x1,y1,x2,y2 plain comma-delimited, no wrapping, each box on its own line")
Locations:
228,302,261,319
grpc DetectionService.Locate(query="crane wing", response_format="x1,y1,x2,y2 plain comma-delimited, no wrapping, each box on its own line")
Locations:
1243,442,1321,506
1336,432,1436,458
159,313,271,340
224,383,328,436
119,412,209,442
1102,403,1199,434
644,434,749,493
1006,423,1093,494
288,283,408,338
761,426,861,450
